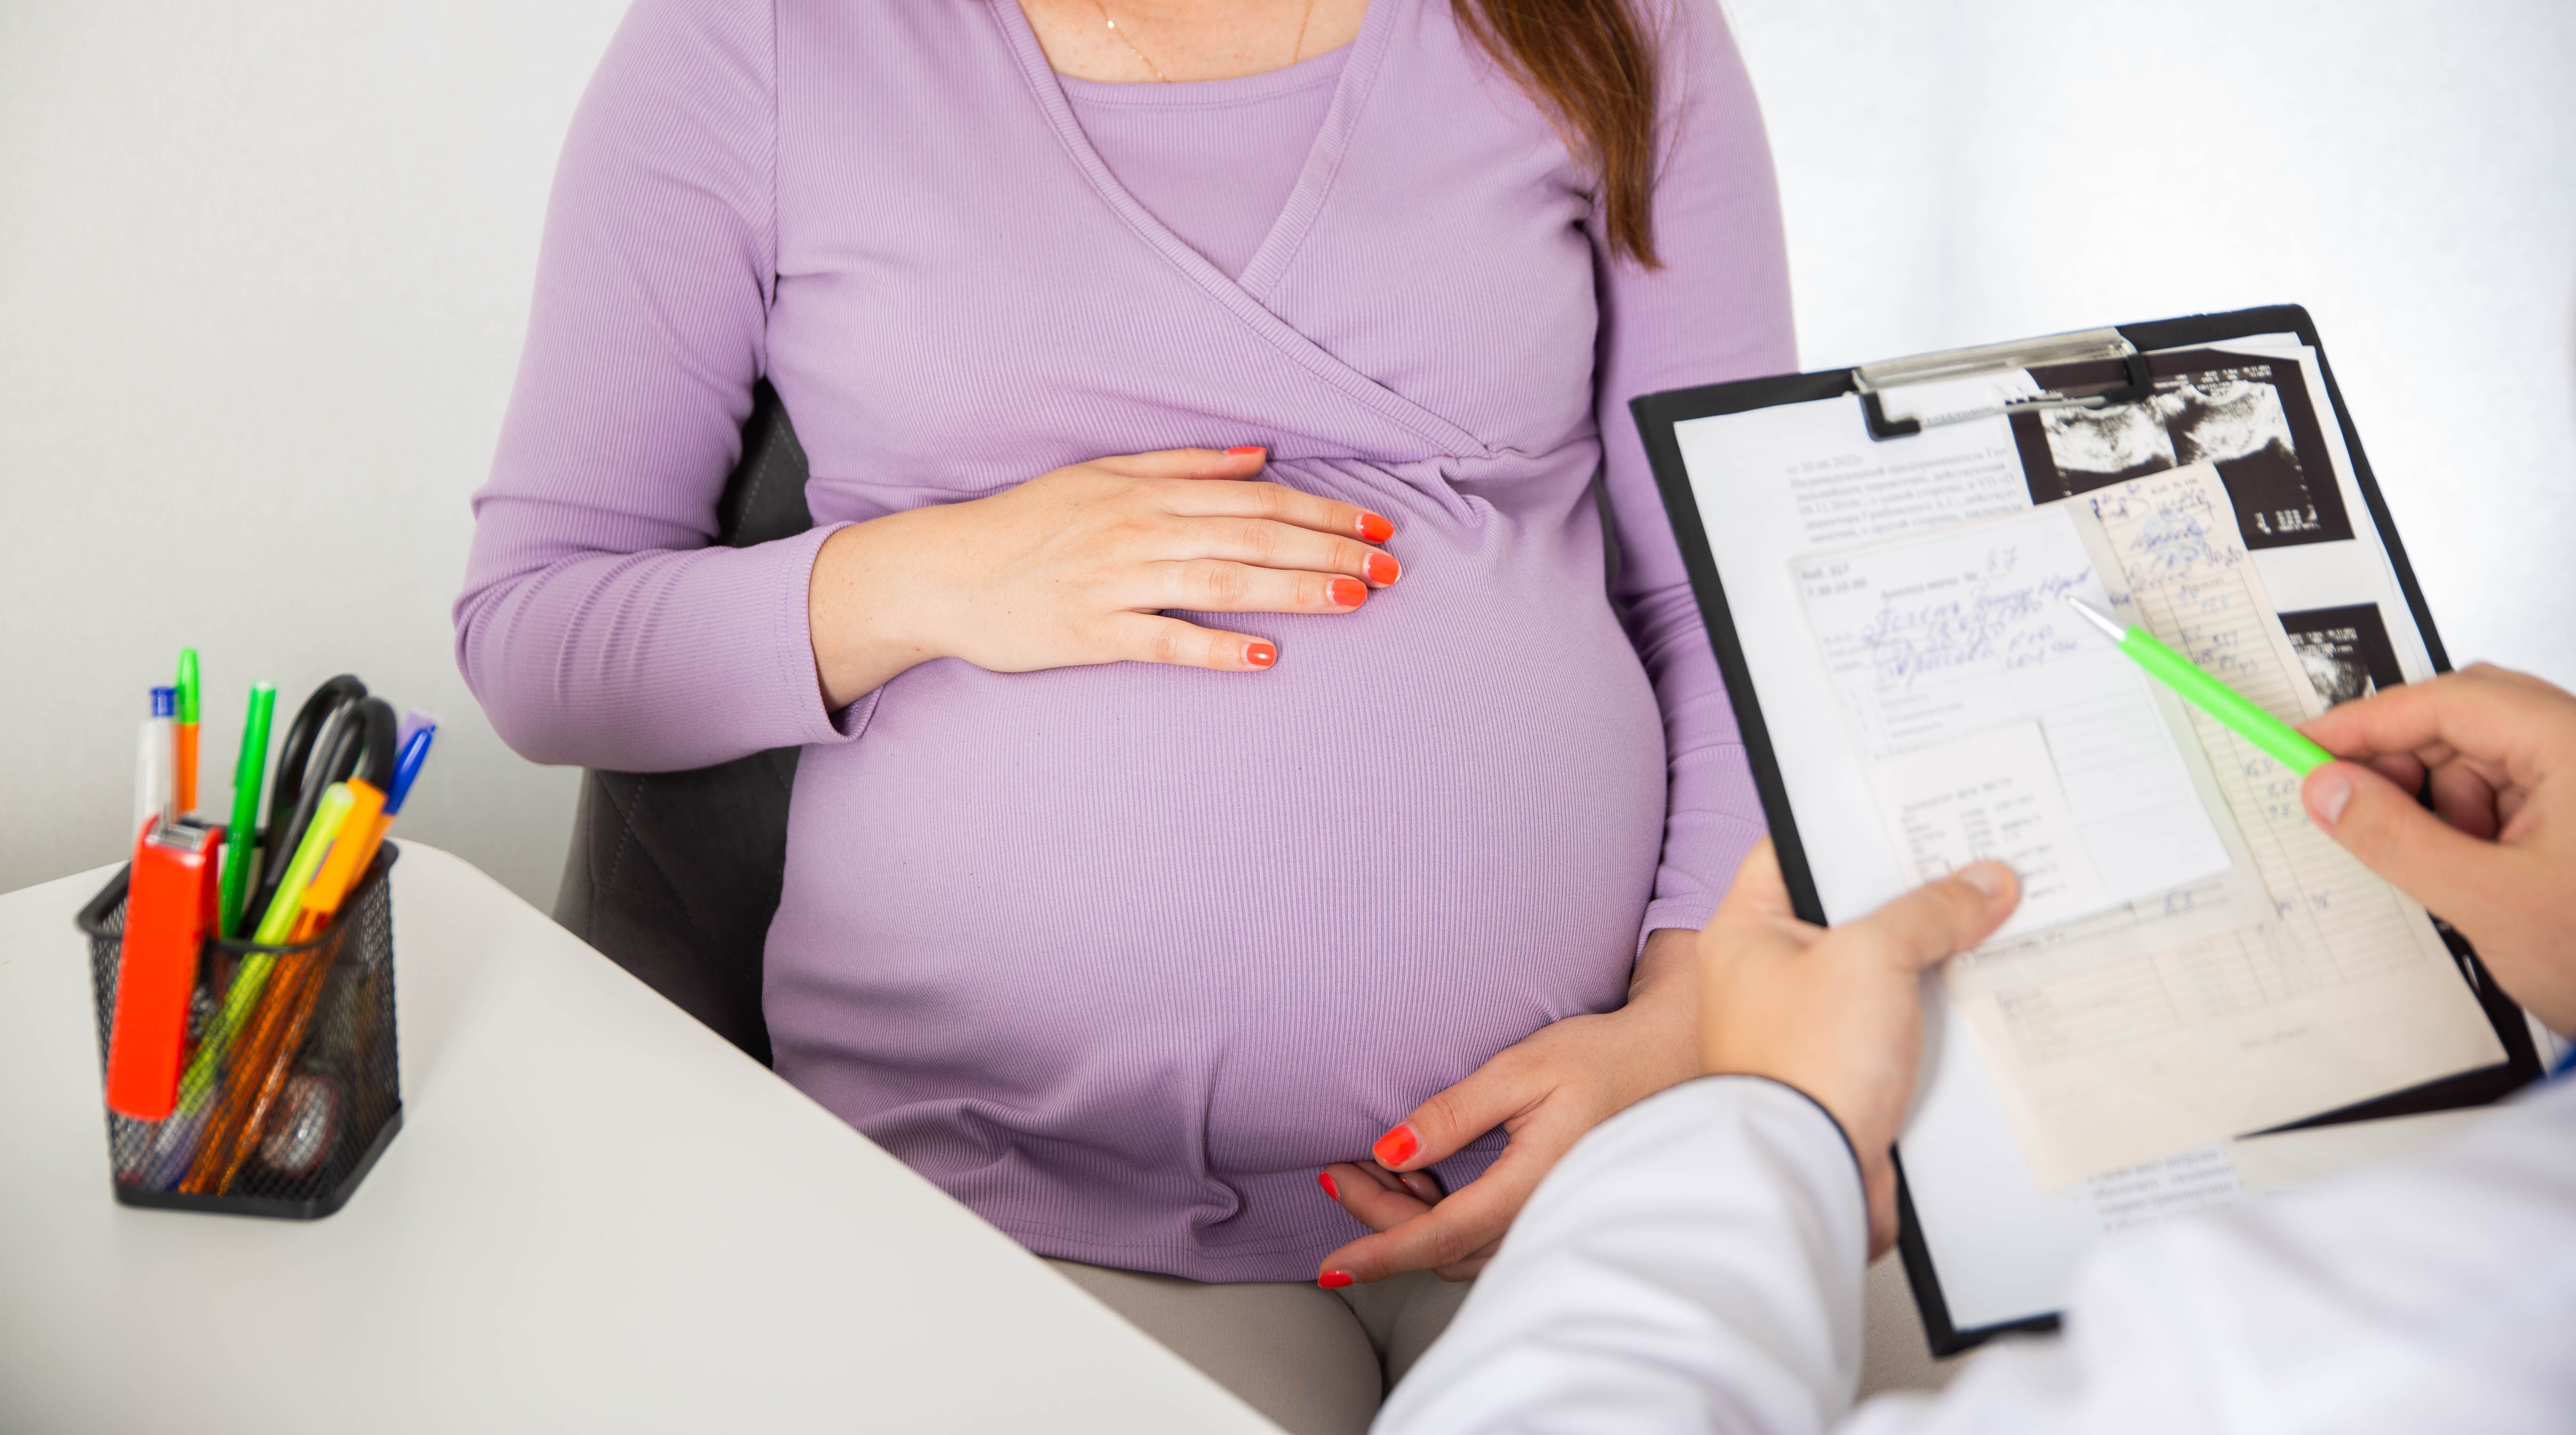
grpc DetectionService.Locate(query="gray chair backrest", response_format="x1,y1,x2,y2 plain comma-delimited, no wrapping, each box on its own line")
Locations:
552,380,810,1065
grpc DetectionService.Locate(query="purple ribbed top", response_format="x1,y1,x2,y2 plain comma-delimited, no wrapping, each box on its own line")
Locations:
1063,45,1348,280
458,0,1790,1280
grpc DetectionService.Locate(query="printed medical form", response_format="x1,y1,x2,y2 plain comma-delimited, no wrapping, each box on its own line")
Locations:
1670,345,2502,1198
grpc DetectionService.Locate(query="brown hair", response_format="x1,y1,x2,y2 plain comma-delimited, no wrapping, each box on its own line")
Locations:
1453,0,1664,270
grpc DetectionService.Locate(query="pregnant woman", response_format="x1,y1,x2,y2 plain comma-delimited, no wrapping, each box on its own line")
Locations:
457,0,1787,1426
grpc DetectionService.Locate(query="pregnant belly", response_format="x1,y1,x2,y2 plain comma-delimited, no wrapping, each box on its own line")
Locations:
763,491,1667,1220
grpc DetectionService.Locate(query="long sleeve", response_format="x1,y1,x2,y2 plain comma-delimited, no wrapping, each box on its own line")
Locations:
454,0,854,772
1594,0,1794,939
1378,1077,1871,1435
1378,1077,2576,1435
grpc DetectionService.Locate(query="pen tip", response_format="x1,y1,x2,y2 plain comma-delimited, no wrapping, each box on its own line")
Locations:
2064,594,2127,641
396,709,441,749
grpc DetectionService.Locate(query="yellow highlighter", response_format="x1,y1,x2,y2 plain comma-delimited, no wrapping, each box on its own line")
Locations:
172,783,361,1116
251,782,358,945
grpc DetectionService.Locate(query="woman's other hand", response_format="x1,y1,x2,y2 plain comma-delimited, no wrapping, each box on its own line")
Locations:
2301,663,2576,1033
1699,840,2018,1258
1313,928,1704,1285
806,446,1400,709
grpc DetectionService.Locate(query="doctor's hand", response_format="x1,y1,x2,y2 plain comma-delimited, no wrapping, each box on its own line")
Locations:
806,446,1400,708
1313,929,1704,1285
1699,840,2019,1258
2301,664,2576,1033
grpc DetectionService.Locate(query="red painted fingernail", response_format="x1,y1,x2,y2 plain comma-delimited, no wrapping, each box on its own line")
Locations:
1363,552,1400,586
1227,445,1264,457
1319,1270,1355,1290
1373,1125,1418,1167
1358,512,1394,542
1328,577,1367,608
1318,1171,1339,1201
1245,641,1276,668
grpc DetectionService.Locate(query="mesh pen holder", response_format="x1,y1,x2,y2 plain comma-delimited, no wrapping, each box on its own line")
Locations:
76,844,404,1219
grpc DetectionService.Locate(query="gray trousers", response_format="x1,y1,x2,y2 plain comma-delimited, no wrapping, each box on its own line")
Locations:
1047,1259,1475,1435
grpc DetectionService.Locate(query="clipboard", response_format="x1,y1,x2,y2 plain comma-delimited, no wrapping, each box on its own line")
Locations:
1631,305,2548,1355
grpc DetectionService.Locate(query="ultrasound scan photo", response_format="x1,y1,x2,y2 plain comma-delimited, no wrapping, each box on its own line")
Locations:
2279,604,2406,707
2013,350,2357,551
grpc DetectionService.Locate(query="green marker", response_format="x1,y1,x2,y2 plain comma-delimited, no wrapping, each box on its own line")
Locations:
2067,596,2334,775
175,649,199,726
216,684,277,937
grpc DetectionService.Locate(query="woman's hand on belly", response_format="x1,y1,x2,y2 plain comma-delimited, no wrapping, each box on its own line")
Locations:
1312,928,1703,1285
805,446,1401,708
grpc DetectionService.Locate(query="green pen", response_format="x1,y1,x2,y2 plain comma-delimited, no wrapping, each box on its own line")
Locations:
2067,596,2334,775
216,684,277,937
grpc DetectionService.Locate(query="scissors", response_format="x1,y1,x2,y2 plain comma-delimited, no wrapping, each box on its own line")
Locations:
246,675,396,935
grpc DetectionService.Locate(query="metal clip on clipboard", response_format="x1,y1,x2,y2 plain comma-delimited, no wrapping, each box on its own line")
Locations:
1853,326,2154,441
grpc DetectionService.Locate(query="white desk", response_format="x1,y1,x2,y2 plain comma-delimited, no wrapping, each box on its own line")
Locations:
0,843,1278,1433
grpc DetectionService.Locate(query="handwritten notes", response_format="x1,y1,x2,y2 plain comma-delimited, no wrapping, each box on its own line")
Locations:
1793,506,2232,930
1916,465,2507,1187
2081,465,2474,1008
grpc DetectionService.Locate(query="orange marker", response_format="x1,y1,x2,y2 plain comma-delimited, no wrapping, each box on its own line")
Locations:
287,779,387,942
174,649,201,814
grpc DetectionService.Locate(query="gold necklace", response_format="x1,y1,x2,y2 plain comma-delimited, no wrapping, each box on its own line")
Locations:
1086,0,1319,84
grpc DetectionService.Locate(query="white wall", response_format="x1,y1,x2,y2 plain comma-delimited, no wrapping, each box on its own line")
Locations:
1728,0,2576,684
1,1,628,904
5,0,2571,904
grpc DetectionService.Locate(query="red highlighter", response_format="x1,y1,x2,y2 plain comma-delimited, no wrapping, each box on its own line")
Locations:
105,819,223,1121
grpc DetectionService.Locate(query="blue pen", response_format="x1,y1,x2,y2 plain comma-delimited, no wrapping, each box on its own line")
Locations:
395,708,439,753
384,725,435,815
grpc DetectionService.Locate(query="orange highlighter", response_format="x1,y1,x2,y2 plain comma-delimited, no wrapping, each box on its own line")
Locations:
105,819,224,1120
288,780,388,941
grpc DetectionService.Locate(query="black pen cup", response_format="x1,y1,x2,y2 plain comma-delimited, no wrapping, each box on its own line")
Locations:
75,844,404,1219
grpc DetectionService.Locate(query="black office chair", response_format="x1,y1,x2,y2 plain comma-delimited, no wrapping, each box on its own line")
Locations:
552,381,810,1066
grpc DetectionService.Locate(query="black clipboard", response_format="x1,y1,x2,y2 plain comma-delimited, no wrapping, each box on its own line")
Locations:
1631,304,2546,1355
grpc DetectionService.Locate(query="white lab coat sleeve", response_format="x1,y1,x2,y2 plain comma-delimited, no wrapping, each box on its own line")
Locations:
1376,1075,1873,1435
1842,1075,2576,1435
1379,1072,2576,1435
